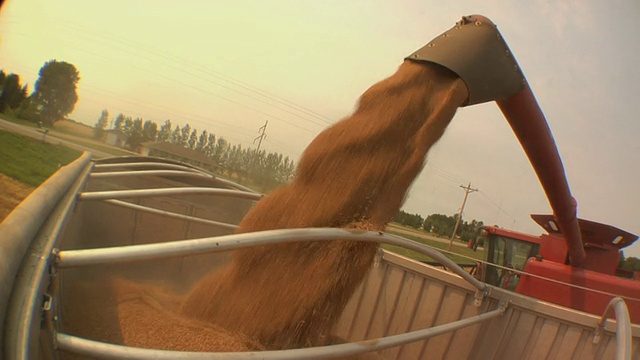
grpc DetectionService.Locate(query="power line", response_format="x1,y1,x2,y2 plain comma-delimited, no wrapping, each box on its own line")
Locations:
4,18,328,135
79,85,258,137
425,163,468,183
448,182,478,250
48,19,335,127
478,190,517,223
254,120,268,152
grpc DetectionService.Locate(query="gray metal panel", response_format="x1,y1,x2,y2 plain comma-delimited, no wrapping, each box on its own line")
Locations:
334,251,639,359
402,279,447,359
378,273,424,359
349,261,386,342
422,286,470,358
366,265,405,340
526,318,562,359
445,293,484,359
405,15,525,106
551,325,585,359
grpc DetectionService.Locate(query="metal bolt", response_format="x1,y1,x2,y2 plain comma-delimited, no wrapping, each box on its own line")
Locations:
442,33,448,37
475,21,482,26
427,43,434,47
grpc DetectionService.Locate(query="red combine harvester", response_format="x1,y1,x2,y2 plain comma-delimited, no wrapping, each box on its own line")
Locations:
470,215,640,323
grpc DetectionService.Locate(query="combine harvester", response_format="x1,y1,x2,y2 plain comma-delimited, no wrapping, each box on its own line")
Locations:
1,14,638,360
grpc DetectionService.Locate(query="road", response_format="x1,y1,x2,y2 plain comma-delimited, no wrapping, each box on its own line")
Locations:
0,117,115,158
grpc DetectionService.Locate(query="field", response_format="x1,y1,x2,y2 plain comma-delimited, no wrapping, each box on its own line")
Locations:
53,119,95,137
0,131,81,221
383,227,484,266
0,130,82,186
0,174,34,221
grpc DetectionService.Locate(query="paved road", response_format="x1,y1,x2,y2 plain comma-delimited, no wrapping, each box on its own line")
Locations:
0,117,114,158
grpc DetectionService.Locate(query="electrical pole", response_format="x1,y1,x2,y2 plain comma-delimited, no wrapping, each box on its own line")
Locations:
253,120,268,152
448,182,478,250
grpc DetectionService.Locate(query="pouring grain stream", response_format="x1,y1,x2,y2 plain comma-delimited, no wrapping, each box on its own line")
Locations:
180,60,469,349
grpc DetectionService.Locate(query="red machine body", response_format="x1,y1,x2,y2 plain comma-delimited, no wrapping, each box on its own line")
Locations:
473,214,640,323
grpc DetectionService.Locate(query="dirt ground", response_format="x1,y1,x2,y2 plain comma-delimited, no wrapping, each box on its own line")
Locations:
0,174,34,222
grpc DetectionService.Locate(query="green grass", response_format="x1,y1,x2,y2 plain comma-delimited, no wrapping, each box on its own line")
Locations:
46,135,133,157
383,229,484,266
0,113,39,128
0,130,82,186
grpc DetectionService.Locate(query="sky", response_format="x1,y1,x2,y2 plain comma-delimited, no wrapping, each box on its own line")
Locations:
1,0,639,257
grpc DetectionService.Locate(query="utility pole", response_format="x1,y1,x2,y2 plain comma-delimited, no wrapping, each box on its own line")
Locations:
253,120,268,152
448,182,478,250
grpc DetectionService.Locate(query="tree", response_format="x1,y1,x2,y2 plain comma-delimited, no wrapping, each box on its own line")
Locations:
113,113,125,131
205,133,216,157
170,125,182,145
619,256,640,272
0,73,28,112
32,60,80,126
93,109,109,140
142,120,158,142
180,123,191,147
196,130,208,152
394,211,425,228
188,129,198,150
423,213,457,237
157,120,172,142
16,95,39,122
125,118,145,149
122,116,134,136
213,138,228,162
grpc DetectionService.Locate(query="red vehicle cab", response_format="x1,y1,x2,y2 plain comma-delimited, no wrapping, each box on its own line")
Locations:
470,214,640,323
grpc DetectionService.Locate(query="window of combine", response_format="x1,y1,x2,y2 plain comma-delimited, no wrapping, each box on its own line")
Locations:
484,236,540,290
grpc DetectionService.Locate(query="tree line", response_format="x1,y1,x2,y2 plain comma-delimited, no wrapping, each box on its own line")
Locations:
394,210,484,242
95,109,296,192
396,209,640,273
0,60,80,126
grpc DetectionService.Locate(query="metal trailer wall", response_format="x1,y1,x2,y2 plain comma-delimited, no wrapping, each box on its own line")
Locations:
3,155,638,359
334,251,640,359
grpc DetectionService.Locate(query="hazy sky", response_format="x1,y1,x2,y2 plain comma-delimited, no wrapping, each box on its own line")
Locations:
1,1,639,257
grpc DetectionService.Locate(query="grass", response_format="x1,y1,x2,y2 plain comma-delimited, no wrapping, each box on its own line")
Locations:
0,130,82,186
0,113,39,128
383,228,484,266
46,135,133,157
52,119,94,137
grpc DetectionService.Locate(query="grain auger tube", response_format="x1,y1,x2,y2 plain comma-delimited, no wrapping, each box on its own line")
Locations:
406,14,585,267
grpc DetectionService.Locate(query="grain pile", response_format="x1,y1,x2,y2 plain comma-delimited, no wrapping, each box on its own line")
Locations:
63,60,468,357
62,278,261,359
